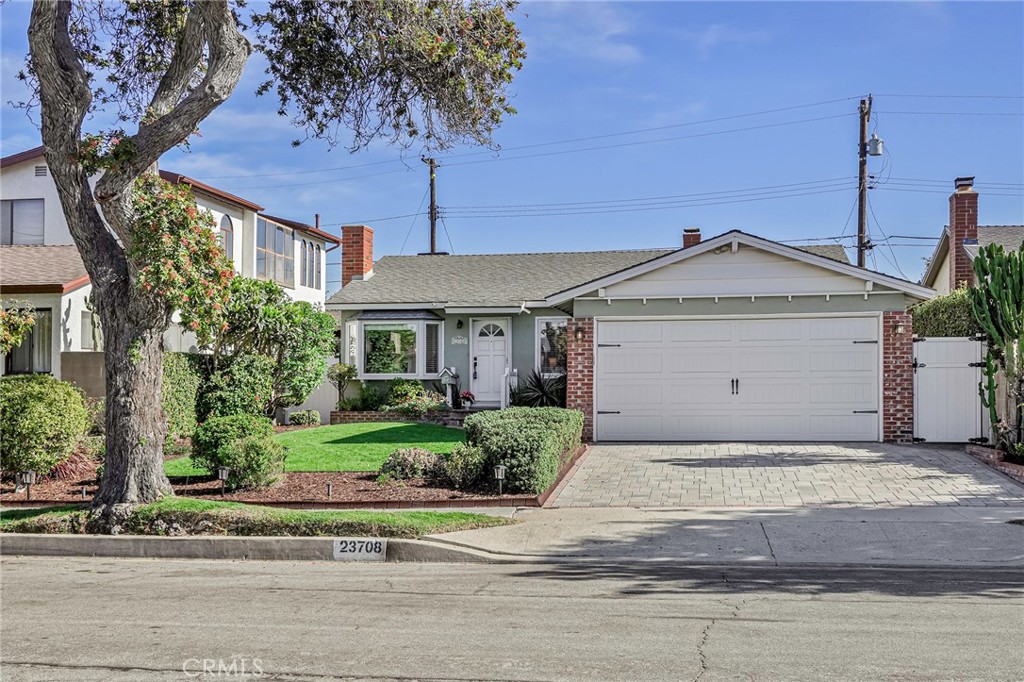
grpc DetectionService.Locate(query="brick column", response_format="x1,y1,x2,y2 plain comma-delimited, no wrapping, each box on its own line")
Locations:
882,311,914,443
565,318,595,442
948,177,978,291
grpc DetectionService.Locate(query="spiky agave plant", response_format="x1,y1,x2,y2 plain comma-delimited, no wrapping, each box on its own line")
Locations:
510,370,566,408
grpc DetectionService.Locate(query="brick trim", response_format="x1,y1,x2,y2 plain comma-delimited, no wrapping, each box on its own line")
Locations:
882,311,914,443
565,318,595,441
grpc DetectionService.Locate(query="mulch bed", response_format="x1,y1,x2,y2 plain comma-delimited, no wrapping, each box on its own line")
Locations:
0,457,533,508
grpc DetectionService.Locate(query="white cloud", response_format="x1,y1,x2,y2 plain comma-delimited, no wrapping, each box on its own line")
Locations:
523,1,643,64
677,23,772,59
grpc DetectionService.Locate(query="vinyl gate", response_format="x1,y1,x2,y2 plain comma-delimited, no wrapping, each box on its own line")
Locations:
913,337,988,443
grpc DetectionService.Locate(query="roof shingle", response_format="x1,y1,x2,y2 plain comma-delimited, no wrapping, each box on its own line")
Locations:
0,245,89,292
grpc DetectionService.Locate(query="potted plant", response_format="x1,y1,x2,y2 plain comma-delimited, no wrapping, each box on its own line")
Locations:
459,390,476,408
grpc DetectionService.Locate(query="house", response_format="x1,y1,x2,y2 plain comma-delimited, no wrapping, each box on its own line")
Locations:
0,145,340,393
920,176,1024,294
327,224,933,443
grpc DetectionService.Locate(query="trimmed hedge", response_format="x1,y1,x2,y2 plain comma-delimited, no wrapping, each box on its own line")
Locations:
288,409,321,426
0,374,88,475
464,407,584,494
162,352,206,441
198,354,274,420
912,287,981,338
216,435,287,490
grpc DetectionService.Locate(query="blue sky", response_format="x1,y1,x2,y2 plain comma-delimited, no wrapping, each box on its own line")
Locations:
2,1,1022,294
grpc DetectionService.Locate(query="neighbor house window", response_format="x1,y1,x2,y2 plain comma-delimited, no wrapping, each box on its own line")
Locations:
356,318,443,378
536,318,567,376
314,245,322,290
219,215,234,266
5,308,52,373
300,240,309,287
1,198,44,245
255,217,294,287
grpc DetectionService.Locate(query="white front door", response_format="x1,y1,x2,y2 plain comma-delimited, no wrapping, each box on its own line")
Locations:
471,319,509,404
595,316,880,442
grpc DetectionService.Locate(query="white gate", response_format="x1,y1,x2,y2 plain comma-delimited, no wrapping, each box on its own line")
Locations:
913,337,988,443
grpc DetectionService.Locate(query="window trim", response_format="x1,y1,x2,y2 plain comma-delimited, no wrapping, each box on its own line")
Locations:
535,316,569,378
353,318,444,380
219,215,235,268
4,307,53,374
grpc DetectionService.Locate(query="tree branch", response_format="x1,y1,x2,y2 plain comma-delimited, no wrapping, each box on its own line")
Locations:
95,0,250,201
148,5,206,117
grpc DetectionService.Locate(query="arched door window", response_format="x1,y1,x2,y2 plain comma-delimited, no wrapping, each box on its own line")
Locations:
219,215,234,265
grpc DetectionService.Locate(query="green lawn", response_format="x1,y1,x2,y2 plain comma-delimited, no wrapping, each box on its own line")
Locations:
164,421,466,477
1,498,509,537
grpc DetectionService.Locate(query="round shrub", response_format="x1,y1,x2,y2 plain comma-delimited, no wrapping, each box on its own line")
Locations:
216,434,287,490
192,414,275,473
439,443,486,489
379,447,442,480
386,378,426,405
0,374,88,475
288,409,321,426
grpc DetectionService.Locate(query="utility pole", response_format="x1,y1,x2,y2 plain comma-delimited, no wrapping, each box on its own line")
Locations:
856,95,872,268
423,157,438,254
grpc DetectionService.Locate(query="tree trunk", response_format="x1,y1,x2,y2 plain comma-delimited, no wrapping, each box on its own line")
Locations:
92,278,173,510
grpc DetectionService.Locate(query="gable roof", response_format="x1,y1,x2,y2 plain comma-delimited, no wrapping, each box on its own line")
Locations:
326,234,892,309
921,225,1024,286
0,245,90,293
545,231,933,305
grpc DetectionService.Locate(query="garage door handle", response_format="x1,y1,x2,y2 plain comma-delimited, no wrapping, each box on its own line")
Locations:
852,410,878,414
598,410,621,415
598,343,621,348
852,340,878,344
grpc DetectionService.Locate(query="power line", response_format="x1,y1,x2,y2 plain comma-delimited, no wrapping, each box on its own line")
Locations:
874,93,1024,99
876,110,1024,116
399,187,430,256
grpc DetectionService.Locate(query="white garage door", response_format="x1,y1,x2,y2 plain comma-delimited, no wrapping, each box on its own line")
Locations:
595,317,880,442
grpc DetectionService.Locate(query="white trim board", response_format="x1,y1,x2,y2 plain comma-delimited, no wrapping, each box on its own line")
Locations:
547,230,935,305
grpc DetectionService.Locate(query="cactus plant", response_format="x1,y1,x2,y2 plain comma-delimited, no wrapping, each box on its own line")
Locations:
968,242,1024,453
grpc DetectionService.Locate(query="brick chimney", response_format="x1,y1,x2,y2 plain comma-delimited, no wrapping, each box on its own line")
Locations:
683,227,702,249
341,224,374,287
948,176,978,291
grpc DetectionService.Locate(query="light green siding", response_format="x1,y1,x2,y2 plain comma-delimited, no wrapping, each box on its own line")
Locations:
571,292,910,318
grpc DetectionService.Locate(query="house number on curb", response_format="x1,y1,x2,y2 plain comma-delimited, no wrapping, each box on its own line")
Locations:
333,538,388,561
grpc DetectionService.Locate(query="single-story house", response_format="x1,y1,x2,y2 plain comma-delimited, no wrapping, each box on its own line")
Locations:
920,176,1023,294
327,224,933,444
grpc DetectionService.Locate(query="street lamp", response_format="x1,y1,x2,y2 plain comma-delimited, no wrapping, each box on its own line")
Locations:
216,466,231,497
493,464,507,496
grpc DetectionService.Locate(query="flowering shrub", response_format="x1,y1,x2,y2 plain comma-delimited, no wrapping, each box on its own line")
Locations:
129,174,234,345
378,448,443,480
0,302,35,355
383,391,448,418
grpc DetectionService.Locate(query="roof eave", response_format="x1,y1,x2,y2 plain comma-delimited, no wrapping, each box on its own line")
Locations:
546,230,936,305
920,230,949,287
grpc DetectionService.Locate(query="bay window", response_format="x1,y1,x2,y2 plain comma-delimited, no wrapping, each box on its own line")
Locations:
349,314,443,378
536,317,567,376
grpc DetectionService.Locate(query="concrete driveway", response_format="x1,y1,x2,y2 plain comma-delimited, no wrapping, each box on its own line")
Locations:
549,443,1024,508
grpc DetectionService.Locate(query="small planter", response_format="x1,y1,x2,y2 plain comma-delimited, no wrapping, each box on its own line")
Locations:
966,444,1024,485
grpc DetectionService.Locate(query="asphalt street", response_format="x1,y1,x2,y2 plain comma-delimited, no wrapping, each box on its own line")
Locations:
1,556,1022,681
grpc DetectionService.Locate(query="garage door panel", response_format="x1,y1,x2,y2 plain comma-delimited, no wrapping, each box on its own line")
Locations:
666,380,733,405
596,382,662,408
599,323,663,344
595,317,879,442
665,321,732,343
809,382,875,405
734,348,805,373
735,319,803,342
808,347,876,372
599,351,663,375
665,352,731,374
808,317,877,341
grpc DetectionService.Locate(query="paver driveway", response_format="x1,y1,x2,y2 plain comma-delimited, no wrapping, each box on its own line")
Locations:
550,443,1024,508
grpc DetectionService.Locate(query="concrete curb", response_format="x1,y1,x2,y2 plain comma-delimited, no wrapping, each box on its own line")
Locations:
0,533,508,563
4,533,1024,570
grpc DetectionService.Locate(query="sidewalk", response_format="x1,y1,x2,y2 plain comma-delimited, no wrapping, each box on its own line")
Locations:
429,505,1024,568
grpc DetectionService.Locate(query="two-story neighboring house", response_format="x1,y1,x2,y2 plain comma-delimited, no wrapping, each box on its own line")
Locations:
0,145,340,394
